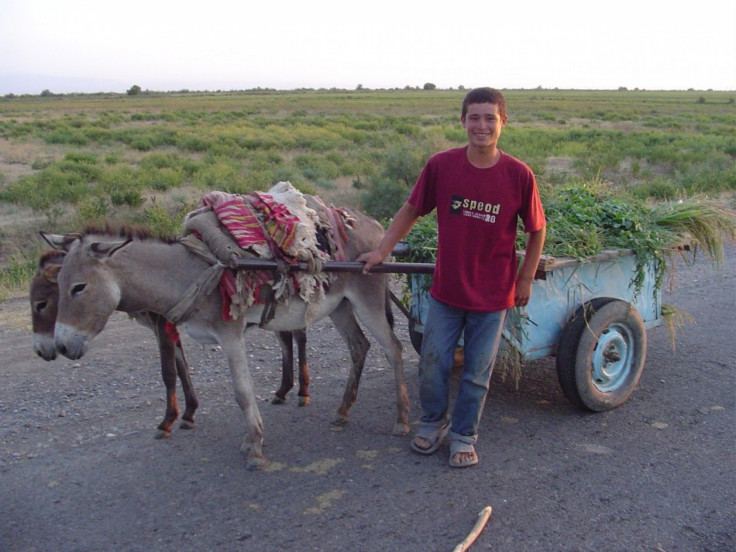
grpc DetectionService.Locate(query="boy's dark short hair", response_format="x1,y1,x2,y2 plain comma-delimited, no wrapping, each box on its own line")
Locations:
462,87,507,120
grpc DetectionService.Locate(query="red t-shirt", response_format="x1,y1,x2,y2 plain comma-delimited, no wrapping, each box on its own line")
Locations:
408,147,546,311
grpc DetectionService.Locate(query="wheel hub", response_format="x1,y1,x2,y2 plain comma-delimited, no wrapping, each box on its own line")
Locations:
591,323,633,392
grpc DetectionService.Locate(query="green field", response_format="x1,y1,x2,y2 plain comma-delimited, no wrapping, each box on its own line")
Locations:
1,88,734,295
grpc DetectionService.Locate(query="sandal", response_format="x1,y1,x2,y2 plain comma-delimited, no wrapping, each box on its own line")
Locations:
449,440,479,468
410,423,449,455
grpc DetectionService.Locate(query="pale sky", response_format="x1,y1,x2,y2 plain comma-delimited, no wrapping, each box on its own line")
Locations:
1,0,734,95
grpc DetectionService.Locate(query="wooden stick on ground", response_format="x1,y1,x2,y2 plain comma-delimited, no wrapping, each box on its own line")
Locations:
452,506,493,552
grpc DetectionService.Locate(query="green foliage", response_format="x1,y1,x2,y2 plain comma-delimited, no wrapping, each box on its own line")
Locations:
193,157,246,191
649,199,736,265
360,178,408,221
1,88,734,297
76,196,111,224
133,201,194,236
0,255,37,300
402,179,735,297
542,181,674,292
110,189,144,208
402,214,438,263
359,141,433,220
294,153,341,181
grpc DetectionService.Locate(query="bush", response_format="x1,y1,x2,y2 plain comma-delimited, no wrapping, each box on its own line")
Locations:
360,178,407,221
140,152,183,170
359,141,429,219
294,154,341,181
110,189,144,207
133,199,199,237
141,167,183,191
76,196,111,224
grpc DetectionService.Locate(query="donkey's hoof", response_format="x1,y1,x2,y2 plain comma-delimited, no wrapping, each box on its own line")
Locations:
179,420,195,430
155,428,172,440
271,394,286,405
246,455,268,471
330,415,348,431
392,421,411,436
298,396,310,407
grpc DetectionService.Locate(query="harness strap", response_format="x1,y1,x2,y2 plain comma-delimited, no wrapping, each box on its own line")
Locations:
165,234,226,324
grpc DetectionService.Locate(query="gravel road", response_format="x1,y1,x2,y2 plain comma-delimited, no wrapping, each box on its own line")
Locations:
1,246,734,552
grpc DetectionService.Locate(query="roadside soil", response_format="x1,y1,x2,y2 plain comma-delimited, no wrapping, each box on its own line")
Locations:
0,246,734,552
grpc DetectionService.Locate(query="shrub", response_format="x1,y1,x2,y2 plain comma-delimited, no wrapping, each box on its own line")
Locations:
360,178,407,221
359,141,430,218
129,136,154,151
630,177,679,201
99,166,138,192
134,201,193,236
141,167,183,191
140,152,183,170
0,255,37,300
294,154,341,181
76,196,112,224
110,189,144,207
57,152,102,180
45,128,89,146
193,158,245,190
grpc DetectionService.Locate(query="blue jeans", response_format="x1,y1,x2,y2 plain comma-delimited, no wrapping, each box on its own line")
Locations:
418,297,507,445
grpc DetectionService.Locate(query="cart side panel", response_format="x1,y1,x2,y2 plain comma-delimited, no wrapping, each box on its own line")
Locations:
410,254,661,361
510,255,661,361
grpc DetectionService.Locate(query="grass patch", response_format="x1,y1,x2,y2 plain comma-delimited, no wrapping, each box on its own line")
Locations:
1,88,734,297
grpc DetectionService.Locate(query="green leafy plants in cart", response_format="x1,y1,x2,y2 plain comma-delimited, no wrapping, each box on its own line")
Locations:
399,180,735,299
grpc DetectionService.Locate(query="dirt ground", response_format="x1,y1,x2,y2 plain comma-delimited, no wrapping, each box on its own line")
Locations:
0,246,734,552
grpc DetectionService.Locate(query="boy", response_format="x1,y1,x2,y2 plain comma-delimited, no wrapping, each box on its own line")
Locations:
359,87,546,468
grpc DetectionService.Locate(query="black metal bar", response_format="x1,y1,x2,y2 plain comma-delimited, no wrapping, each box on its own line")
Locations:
232,258,435,274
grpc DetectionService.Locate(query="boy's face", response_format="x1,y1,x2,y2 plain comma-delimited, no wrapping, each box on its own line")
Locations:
461,102,507,150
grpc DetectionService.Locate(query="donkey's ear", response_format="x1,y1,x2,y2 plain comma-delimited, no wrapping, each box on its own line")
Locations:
88,238,132,258
38,249,66,269
43,263,63,283
39,231,82,252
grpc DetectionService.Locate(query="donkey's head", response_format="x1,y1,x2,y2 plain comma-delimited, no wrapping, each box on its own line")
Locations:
41,231,131,360
29,250,65,360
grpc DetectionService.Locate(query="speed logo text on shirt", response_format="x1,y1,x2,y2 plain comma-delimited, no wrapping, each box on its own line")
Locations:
449,194,500,223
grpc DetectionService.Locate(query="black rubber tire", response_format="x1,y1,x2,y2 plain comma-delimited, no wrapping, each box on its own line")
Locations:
556,297,647,412
408,318,423,355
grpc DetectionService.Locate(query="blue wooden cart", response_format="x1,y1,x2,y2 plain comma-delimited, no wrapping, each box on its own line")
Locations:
405,249,662,412
236,246,662,412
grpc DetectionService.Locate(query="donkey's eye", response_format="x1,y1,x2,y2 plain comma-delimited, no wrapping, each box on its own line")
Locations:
71,283,87,296
34,301,48,314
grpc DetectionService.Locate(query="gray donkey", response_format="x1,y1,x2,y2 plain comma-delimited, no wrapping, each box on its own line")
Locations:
45,200,407,470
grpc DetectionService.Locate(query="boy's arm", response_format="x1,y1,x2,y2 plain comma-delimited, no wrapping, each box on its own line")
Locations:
515,226,546,306
358,202,421,273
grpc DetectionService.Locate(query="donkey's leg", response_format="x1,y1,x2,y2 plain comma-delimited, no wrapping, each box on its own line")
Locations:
218,325,266,470
328,300,370,428
348,281,409,436
151,313,199,430
272,331,295,404
151,314,180,439
293,330,310,406
173,340,198,430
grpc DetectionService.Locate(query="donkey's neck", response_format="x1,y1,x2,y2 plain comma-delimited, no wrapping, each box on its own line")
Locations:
112,239,214,317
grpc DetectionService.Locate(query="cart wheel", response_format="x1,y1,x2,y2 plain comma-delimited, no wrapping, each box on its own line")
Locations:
556,297,647,412
408,318,423,355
